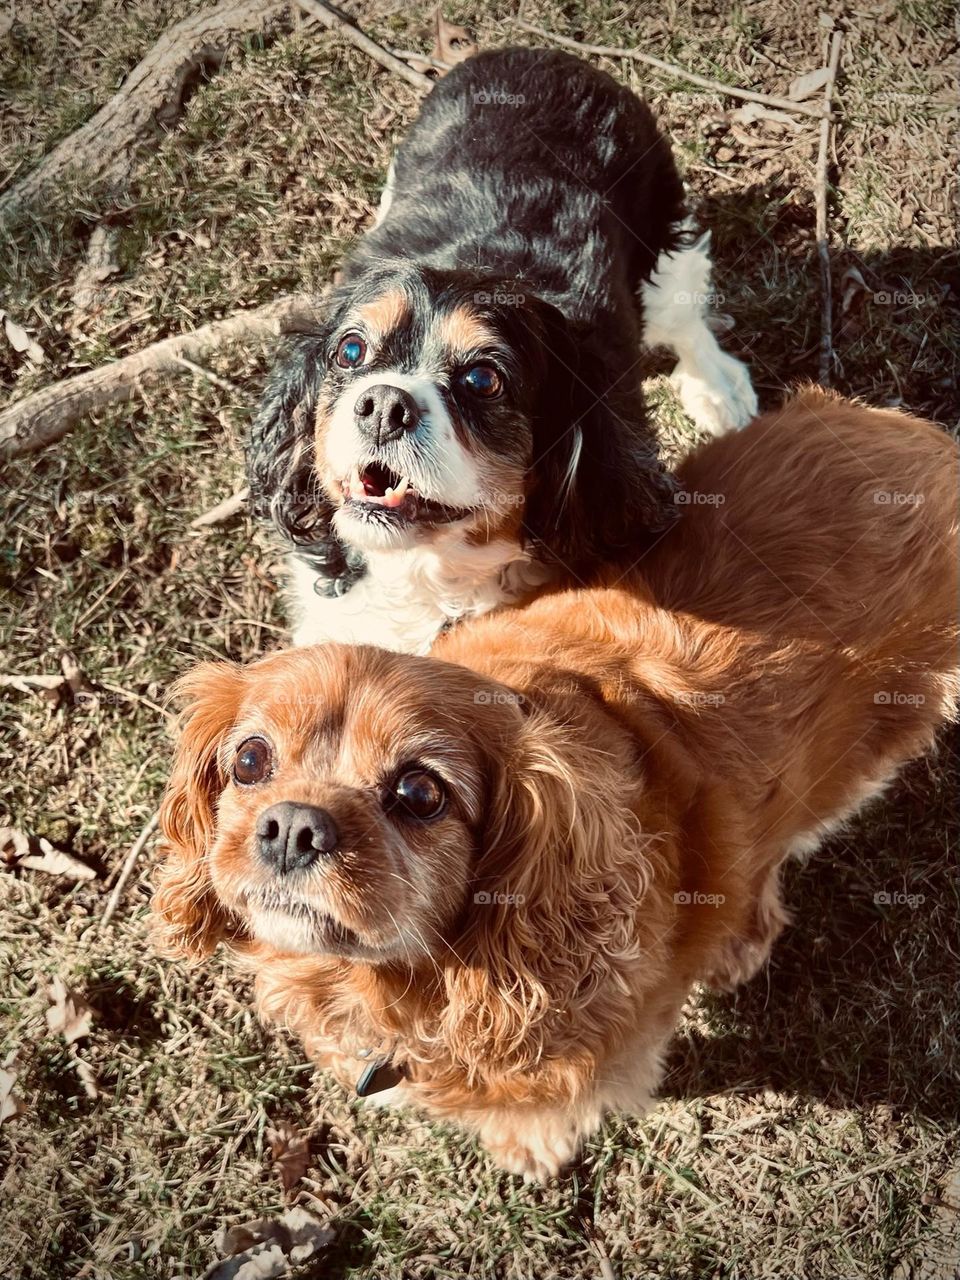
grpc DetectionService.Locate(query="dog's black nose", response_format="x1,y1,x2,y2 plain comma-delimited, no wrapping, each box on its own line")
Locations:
354,384,420,445
256,802,339,874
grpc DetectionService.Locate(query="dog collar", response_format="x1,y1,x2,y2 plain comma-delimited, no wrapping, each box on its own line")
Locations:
355,1046,407,1097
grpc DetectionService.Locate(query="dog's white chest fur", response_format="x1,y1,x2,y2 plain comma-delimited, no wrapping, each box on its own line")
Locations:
288,534,551,654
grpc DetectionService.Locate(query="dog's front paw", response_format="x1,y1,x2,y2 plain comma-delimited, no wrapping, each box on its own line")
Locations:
673,349,758,436
702,933,773,992
703,869,790,991
479,1109,585,1183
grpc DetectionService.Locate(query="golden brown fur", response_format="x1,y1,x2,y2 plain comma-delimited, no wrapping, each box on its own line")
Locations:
153,389,959,1179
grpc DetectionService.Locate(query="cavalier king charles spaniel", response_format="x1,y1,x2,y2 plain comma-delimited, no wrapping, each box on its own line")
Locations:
155,389,957,1181
247,46,757,653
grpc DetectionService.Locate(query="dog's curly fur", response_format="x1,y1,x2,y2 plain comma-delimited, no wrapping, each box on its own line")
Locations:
248,47,685,582
245,48,754,652
154,389,958,1180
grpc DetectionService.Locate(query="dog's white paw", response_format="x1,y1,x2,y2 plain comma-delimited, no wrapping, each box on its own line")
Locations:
480,1109,582,1183
672,348,758,436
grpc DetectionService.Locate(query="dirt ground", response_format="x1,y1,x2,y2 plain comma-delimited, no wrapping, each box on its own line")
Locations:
1,1,957,1277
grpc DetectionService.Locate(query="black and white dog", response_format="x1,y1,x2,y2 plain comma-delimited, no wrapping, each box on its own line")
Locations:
249,47,756,652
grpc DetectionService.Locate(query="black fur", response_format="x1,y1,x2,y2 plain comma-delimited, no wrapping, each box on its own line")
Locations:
249,46,687,587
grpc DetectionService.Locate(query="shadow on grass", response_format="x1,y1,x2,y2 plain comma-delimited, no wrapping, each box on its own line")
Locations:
663,727,960,1124
688,179,959,428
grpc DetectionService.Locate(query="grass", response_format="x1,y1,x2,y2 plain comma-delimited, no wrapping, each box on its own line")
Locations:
1,1,958,1276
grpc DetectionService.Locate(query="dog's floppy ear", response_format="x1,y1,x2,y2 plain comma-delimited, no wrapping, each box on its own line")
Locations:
441,710,664,1077
522,301,677,568
248,332,359,586
151,662,245,961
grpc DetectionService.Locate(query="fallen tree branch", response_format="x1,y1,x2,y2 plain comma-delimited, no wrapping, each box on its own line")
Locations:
516,21,832,120
0,294,320,459
816,31,844,384
0,0,291,222
295,0,433,90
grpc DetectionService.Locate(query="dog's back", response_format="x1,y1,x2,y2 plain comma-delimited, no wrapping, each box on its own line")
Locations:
646,386,958,658
349,47,686,309
439,388,958,841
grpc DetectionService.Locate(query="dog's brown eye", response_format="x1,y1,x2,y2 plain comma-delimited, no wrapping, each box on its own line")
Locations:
234,737,273,786
392,769,446,820
461,364,502,398
335,333,367,368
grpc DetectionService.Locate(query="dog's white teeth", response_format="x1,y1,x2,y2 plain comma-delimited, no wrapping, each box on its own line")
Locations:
381,476,410,508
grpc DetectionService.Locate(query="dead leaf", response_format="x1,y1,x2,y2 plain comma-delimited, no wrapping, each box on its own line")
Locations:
407,10,478,78
204,1207,334,1280
0,309,46,364
266,1123,311,1196
0,825,96,881
60,651,94,696
20,844,96,881
74,1057,99,1101
46,977,94,1046
433,11,476,66
840,265,869,315
732,103,803,131
0,1054,25,1125
788,66,831,101
0,827,30,867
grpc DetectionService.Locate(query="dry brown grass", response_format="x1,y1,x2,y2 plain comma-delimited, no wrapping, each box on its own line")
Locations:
1,2,957,1276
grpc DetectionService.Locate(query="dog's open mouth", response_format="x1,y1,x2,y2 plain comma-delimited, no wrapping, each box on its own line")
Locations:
341,462,470,525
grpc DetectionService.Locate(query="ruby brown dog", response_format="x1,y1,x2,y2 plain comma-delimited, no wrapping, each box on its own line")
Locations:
153,389,959,1180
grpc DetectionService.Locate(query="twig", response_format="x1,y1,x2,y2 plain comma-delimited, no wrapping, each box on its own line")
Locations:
516,21,832,120
190,486,249,528
0,673,65,692
816,31,843,384
173,354,243,397
0,293,320,459
97,682,172,719
295,0,433,91
101,811,160,928
389,47,453,73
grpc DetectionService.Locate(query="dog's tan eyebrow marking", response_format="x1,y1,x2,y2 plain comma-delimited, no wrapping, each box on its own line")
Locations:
434,305,499,356
357,290,410,338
